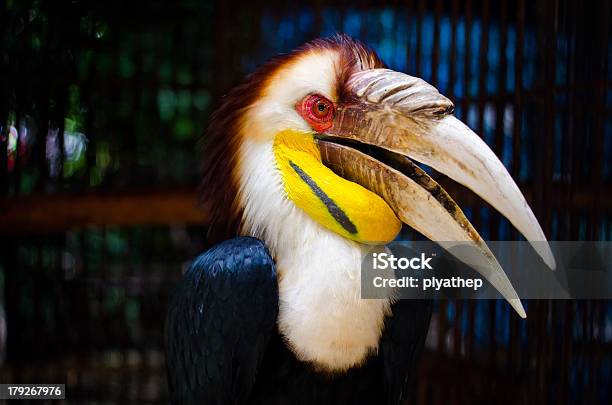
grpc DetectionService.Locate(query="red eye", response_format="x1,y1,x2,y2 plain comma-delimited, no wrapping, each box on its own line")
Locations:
311,98,331,118
297,94,335,132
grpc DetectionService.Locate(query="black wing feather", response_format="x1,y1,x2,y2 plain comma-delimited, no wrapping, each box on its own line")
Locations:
380,299,433,405
165,237,278,405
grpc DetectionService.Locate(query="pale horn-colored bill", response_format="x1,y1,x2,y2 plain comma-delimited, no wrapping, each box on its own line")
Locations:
329,68,555,269
318,140,526,318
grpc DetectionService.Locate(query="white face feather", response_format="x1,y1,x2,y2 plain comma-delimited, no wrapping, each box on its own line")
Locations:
236,49,391,372
243,50,339,140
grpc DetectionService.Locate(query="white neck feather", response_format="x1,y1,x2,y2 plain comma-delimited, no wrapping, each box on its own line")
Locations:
237,138,390,372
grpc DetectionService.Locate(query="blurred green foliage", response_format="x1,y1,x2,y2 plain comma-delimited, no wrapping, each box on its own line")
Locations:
2,0,229,194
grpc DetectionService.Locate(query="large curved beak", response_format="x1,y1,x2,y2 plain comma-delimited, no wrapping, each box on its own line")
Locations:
317,68,555,318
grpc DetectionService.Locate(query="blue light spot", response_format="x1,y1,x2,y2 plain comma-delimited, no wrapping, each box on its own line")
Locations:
343,10,362,37
506,27,516,91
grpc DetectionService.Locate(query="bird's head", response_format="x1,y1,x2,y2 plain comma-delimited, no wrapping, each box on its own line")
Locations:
202,35,554,317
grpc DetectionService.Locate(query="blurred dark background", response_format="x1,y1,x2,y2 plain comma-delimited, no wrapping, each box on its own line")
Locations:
0,0,610,403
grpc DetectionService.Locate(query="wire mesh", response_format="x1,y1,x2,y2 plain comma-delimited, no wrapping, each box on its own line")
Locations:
0,0,610,403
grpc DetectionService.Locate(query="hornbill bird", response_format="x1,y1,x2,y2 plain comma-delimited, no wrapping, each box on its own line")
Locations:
165,35,554,405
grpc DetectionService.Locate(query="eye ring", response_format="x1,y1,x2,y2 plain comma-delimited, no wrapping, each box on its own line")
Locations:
297,94,335,132
306,95,333,121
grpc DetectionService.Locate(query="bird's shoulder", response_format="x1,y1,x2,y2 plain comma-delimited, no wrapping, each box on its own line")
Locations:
165,236,279,405
189,236,275,278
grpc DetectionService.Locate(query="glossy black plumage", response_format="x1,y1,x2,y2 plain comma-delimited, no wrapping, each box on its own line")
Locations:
165,237,432,405
165,237,279,405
